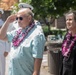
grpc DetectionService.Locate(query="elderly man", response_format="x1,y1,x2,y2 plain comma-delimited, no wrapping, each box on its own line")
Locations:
0,8,10,75
0,8,46,75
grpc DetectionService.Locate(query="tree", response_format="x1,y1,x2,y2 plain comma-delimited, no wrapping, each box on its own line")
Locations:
13,0,76,33
30,0,76,33
30,0,76,18
14,0,76,18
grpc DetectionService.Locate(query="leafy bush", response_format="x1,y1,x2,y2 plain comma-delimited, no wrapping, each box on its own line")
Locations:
42,26,50,36
42,26,66,37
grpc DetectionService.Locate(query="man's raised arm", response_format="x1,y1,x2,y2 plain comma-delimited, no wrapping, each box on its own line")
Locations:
0,14,16,41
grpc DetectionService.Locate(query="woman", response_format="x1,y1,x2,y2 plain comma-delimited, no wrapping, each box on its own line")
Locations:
60,11,76,75
0,8,10,75
0,8,46,75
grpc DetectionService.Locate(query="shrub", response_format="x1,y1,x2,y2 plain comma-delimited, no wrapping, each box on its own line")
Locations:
42,26,66,37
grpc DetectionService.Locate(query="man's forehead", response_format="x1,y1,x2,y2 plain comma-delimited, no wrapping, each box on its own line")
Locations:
17,11,27,17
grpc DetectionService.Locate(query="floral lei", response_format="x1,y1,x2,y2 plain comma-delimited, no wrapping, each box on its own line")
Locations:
62,32,76,57
12,23,35,47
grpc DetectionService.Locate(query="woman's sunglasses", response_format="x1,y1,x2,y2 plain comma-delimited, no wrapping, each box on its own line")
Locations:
16,17,23,20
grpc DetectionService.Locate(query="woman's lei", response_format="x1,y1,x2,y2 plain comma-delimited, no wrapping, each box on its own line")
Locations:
12,23,35,47
62,32,76,57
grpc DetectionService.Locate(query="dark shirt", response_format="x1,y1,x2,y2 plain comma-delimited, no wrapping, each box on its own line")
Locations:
61,36,76,75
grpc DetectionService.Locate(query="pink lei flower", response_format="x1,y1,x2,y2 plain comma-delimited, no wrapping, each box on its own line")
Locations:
62,32,76,57
12,23,35,47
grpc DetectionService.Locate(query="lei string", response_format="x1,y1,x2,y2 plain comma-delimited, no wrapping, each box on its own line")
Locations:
62,32,76,57
12,23,35,47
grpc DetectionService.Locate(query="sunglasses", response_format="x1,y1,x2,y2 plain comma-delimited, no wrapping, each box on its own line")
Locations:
16,17,23,20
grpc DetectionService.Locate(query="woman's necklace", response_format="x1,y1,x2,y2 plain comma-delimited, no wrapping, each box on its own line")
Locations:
12,23,35,47
62,32,76,57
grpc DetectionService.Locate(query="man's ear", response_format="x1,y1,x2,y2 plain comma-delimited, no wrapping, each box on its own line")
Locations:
28,15,32,22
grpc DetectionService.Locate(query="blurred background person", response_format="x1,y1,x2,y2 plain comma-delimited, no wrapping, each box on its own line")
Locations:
0,8,10,75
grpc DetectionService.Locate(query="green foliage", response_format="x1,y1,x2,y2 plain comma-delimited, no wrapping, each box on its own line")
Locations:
42,26,67,37
11,3,19,14
51,30,66,36
20,0,31,3
30,0,76,18
11,0,31,14
13,0,76,18
42,26,50,36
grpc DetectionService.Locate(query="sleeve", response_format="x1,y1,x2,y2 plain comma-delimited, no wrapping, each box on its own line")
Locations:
5,41,11,52
0,20,4,27
32,33,46,58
